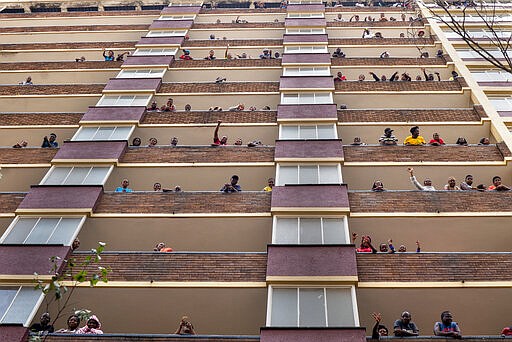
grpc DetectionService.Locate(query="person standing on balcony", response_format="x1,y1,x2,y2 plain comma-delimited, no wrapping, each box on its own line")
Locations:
175,316,196,335
434,311,461,339
408,168,436,191
404,126,426,145
394,311,419,337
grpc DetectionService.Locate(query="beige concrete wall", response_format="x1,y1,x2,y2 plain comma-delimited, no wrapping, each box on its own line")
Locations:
0,218,15,238
349,217,512,252
331,66,452,81
105,166,276,191
0,167,49,191
327,27,430,39
357,288,512,335
336,92,472,109
165,68,282,83
180,48,284,60
194,14,286,23
0,15,157,28
0,31,145,44
35,287,267,334
153,94,280,111
325,12,417,20
331,46,441,58
0,70,119,85
0,128,77,147
0,50,134,63
133,125,277,146
79,217,272,251
343,165,512,190
189,28,284,40
0,96,100,113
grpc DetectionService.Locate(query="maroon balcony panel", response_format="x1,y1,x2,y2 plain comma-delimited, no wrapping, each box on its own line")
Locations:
104,78,162,92
498,111,512,117
275,140,343,160
0,326,29,342
53,141,127,161
261,328,366,342
272,185,349,209
287,4,325,12
285,18,327,27
123,55,174,67
267,245,357,277
81,106,146,123
282,53,331,64
280,76,333,90
0,246,70,275
150,20,194,30
283,34,328,43
161,6,201,14
18,186,103,211
477,81,512,87
277,104,337,120
137,36,184,46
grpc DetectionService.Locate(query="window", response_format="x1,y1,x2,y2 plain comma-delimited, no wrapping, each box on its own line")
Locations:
283,67,330,76
168,1,201,6
118,69,166,78
273,217,348,244
158,15,195,20
1,216,86,245
457,49,512,59
489,97,512,111
133,48,178,56
0,286,43,326
471,71,512,82
269,287,356,327
40,166,113,186
72,126,134,141
286,28,325,35
146,30,187,37
284,46,328,54
287,13,324,18
280,124,337,139
97,95,151,107
277,164,341,185
445,29,511,39
281,92,333,105
288,0,323,4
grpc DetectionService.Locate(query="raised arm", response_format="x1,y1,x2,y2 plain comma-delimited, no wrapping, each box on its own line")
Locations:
369,72,380,82
214,120,222,141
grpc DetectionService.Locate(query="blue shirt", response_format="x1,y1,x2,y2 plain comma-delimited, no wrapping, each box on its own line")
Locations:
115,187,133,193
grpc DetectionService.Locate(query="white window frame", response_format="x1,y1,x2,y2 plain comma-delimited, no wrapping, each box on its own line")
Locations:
457,49,512,59
281,92,333,105
276,164,342,185
284,46,328,54
40,166,114,186
72,126,135,141
288,0,323,4
146,30,187,37
272,215,350,244
0,286,44,326
266,285,359,327
286,28,325,35
168,2,201,6
0,216,86,245
117,69,166,79
133,48,178,56
279,124,337,139
489,97,512,111
287,13,324,18
158,15,196,20
283,67,330,76
96,95,151,107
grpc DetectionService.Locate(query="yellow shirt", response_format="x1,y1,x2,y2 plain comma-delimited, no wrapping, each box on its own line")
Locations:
263,186,273,192
404,136,426,145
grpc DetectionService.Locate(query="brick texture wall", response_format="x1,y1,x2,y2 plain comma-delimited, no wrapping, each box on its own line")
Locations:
0,113,82,126
338,107,485,122
0,148,56,164
0,61,122,71
159,82,280,93
142,110,277,124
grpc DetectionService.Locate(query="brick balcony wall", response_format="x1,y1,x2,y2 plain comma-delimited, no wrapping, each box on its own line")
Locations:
142,110,277,124
329,37,434,45
0,10,160,19
1,24,148,33
0,193,26,214
0,41,136,51
182,39,283,47
170,59,282,68
334,80,462,92
199,8,286,14
330,57,447,66
0,84,105,95
192,22,284,29
94,192,271,214
0,148,57,164
0,61,123,71
0,113,82,126
159,82,280,93
338,107,485,122
327,20,426,27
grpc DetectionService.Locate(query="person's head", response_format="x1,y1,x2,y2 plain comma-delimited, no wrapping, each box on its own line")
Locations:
337,13,342,19
480,137,490,145
121,179,129,188
456,137,467,145
267,178,274,187
451,71,459,77
398,245,407,252
149,137,158,146
492,176,502,186
372,180,383,189
231,175,239,185
167,98,173,105
87,317,100,329
410,126,420,138
234,138,242,145
379,243,388,252
174,185,182,192
437,49,444,56
447,177,456,187
375,32,382,38
274,52,280,58
361,235,371,248
49,133,57,142
20,140,28,147
441,311,453,325
465,175,473,185
209,34,215,39
433,132,440,140
416,75,422,81
183,49,190,56
150,101,158,109
41,313,51,325
358,74,366,81
221,136,228,144
170,137,178,146
26,76,32,82
378,325,388,336
399,32,405,38
184,104,191,111
155,242,165,251
381,75,387,81
353,137,362,144
72,238,80,251
354,15,360,20
424,178,432,187
418,30,425,37
209,50,215,57
401,311,411,324
337,71,343,77
132,137,141,146
153,182,162,191
238,103,245,110
67,315,80,330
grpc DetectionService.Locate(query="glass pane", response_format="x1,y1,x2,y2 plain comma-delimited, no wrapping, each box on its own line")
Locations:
315,93,332,104
299,288,326,326
281,126,298,139
271,288,297,326
62,167,90,185
98,96,117,106
299,126,316,139
282,94,298,104
25,218,60,243
319,165,339,184
75,127,97,141
43,167,71,185
110,127,132,140
3,287,42,325
83,167,110,185
275,218,298,244
299,165,318,184
279,166,298,185
94,127,114,140
326,288,354,326
322,218,346,244
117,96,134,106
2,218,38,244
299,93,315,104
299,218,322,244
0,287,18,322
132,96,150,106
48,217,83,245
490,99,510,111
317,125,336,139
